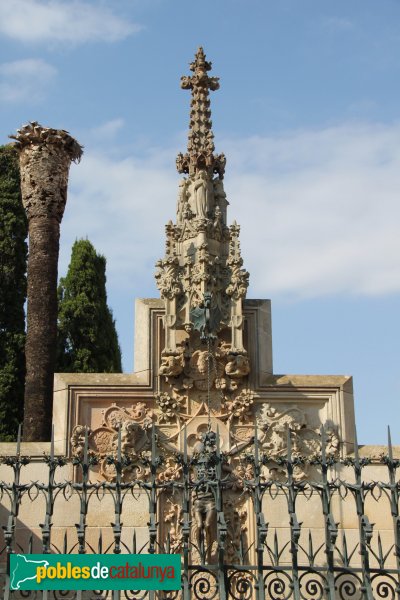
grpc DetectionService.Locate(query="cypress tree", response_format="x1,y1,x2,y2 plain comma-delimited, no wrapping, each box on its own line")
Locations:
57,239,122,373
0,145,28,440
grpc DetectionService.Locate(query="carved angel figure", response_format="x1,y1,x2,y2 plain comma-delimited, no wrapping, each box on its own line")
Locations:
213,178,228,223
159,354,184,378
176,178,189,223
225,353,250,378
164,500,183,552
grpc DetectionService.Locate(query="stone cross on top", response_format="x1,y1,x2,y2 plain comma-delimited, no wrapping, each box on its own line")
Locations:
176,47,226,179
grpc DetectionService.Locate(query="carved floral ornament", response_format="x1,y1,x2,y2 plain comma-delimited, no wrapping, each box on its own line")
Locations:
256,403,340,481
70,403,154,481
70,399,340,483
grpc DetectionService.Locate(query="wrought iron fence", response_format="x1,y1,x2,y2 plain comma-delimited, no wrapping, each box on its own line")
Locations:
0,424,399,599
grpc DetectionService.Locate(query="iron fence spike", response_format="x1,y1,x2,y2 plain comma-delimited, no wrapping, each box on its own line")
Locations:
183,424,188,462
287,424,292,462
321,424,326,463
388,425,393,461
378,532,383,563
50,424,54,459
254,420,259,467
354,424,360,465
117,424,122,463
16,424,21,456
84,426,89,464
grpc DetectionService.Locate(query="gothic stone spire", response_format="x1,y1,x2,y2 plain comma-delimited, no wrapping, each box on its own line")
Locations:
156,49,249,382
176,47,226,179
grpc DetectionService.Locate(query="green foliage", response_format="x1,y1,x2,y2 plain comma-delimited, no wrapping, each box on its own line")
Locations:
0,145,28,441
57,239,122,373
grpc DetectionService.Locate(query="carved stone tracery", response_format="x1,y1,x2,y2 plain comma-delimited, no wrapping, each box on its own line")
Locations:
71,403,155,481
256,403,340,480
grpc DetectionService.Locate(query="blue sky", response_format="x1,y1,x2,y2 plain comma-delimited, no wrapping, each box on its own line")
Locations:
1,0,399,444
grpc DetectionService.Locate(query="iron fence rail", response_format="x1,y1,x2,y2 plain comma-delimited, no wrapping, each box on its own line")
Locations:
0,425,399,600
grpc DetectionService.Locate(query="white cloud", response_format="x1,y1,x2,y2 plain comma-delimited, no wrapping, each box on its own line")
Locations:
62,151,176,294
224,123,400,298
61,121,400,301
0,58,56,102
323,16,354,32
0,0,140,45
88,119,126,142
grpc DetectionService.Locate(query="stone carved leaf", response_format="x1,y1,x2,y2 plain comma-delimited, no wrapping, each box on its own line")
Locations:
258,405,305,428
297,429,322,456
103,406,130,429
89,428,115,455
273,409,305,429
99,459,118,483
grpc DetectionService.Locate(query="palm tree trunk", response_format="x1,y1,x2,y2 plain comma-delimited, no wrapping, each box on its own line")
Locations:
24,217,60,440
11,122,82,441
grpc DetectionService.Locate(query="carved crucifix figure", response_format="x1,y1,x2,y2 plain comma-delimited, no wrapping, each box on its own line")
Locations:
192,430,254,563
192,431,218,563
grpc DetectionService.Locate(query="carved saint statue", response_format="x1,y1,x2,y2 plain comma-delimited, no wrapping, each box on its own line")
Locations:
176,178,188,223
213,178,228,224
189,170,214,218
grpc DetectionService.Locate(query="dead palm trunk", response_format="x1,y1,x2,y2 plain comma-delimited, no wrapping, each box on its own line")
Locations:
11,122,82,441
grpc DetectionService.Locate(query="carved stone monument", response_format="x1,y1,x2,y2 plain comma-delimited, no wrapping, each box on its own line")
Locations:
52,48,356,562
64,48,353,458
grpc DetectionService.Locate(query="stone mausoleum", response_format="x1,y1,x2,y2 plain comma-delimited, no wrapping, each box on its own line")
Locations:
1,48,399,599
